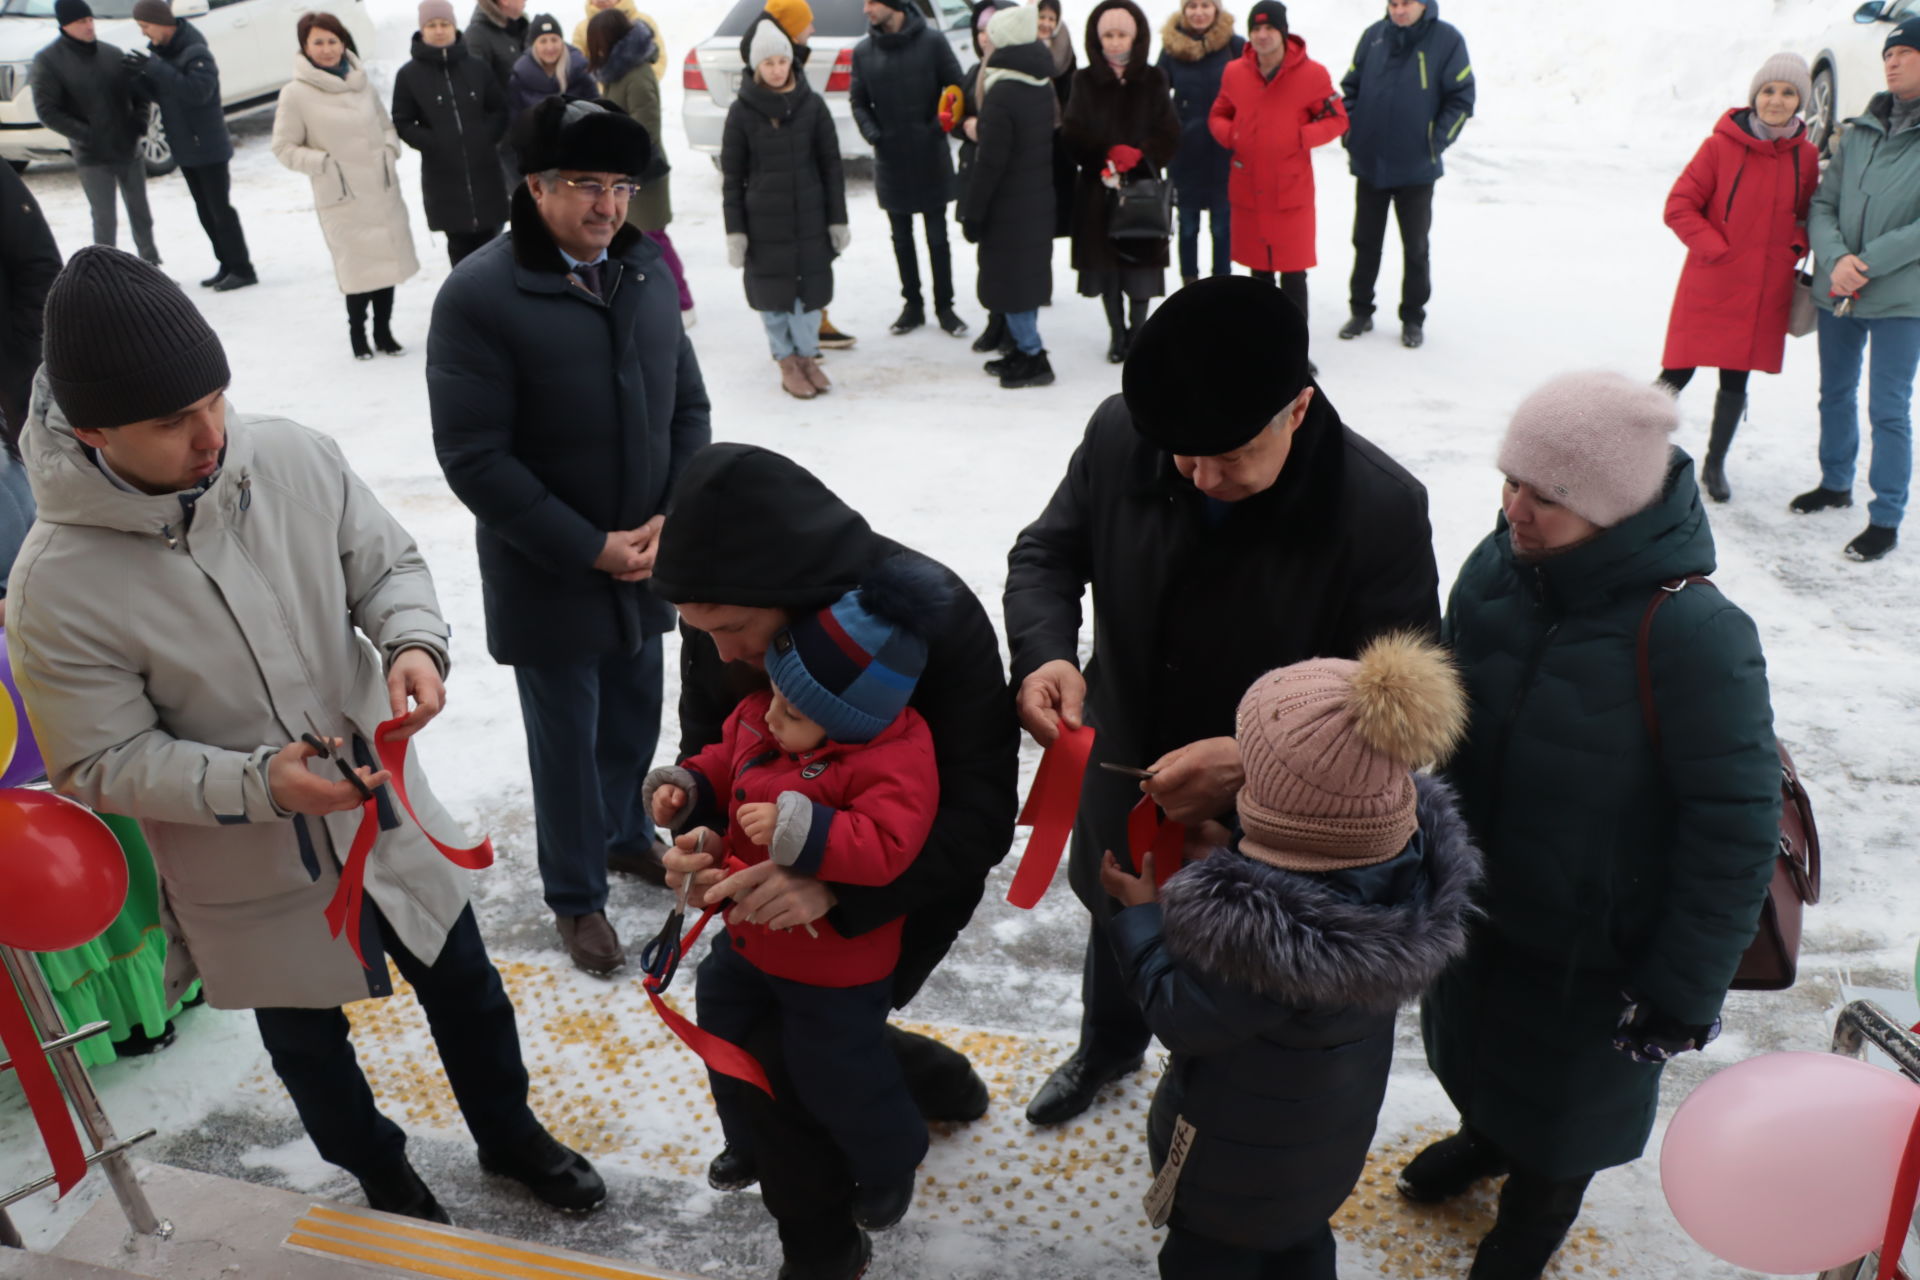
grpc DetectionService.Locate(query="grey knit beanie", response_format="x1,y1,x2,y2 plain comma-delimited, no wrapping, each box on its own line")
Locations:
748,17,792,69
43,247,230,431
1750,52,1812,114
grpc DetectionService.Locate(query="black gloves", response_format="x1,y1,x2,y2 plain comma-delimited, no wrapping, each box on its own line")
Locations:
122,49,150,72
1612,990,1720,1065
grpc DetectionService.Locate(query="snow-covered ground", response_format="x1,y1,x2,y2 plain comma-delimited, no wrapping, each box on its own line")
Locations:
4,0,1919,1276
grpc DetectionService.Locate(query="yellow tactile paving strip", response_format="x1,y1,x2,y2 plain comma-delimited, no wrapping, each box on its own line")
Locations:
284,1203,696,1279
237,959,1622,1277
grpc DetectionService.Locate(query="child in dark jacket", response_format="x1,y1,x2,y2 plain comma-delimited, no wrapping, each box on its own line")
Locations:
1099,634,1482,1280
644,557,943,1236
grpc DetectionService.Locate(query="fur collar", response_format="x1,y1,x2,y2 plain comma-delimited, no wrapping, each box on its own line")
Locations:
508,182,643,275
1158,10,1234,62
1159,775,1482,1011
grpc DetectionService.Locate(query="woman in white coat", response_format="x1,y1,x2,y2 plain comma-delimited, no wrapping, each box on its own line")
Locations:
272,12,420,360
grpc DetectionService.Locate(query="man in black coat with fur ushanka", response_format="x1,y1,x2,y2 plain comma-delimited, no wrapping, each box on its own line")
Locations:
1004,274,1442,1128
428,98,710,976
652,442,1020,1277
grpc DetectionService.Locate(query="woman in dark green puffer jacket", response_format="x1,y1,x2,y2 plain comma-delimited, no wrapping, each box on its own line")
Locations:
1410,370,1782,1280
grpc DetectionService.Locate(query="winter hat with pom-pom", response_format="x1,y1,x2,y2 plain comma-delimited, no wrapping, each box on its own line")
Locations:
1234,633,1466,872
1496,370,1678,529
1749,52,1812,114
766,555,950,744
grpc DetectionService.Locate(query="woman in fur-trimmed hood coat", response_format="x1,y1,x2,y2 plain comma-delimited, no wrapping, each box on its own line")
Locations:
1110,774,1482,1254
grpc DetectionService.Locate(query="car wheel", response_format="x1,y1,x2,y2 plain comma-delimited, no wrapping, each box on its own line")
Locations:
139,104,176,177
1810,64,1837,158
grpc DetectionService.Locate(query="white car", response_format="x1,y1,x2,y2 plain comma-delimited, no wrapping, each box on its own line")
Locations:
682,0,977,160
1808,0,1920,153
0,0,375,171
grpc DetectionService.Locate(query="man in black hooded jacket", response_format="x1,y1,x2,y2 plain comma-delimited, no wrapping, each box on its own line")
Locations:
1004,274,1442,1128
651,442,1019,1277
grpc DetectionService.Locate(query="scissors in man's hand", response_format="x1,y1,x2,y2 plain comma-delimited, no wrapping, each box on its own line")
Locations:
301,711,378,803
640,830,701,989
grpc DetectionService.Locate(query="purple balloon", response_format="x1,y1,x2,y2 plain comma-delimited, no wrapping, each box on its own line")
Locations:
0,628,46,789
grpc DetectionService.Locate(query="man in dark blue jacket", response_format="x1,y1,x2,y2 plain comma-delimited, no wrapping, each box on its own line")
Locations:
128,0,254,289
1338,0,1472,349
427,98,711,975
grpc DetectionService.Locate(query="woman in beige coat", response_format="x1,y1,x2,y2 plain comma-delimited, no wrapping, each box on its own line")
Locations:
272,12,420,361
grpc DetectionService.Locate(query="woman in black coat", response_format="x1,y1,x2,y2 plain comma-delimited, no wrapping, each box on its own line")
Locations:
959,3,1056,389
1038,0,1077,238
1157,0,1240,284
722,22,847,401
1062,0,1179,362
393,5,510,267
954,0,1013,353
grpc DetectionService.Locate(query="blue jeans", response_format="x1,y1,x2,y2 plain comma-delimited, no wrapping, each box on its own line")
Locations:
761,300,822,359
1004,309,1043,355
1176,188,1231,282
1817,307,1920,528
512,637,664,916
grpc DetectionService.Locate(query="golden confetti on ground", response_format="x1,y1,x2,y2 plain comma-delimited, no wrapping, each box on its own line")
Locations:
236,959,1618,1273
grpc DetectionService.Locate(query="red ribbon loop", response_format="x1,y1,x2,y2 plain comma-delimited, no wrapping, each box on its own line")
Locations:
322,716,495,969
1007,723,1096,909
1126,795,1186,889
1876,1094,1920,1280
642,856,773,1097
0,964,87,1196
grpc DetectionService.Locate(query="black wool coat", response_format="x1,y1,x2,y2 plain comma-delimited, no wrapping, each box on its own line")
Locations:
1116,777,1481,1251
652,443,1020,1009
393,33,509,235
1004,391,1441,919
31,34,142,165
135,21,230,168
721,75,846,314
0,162,61,446
426,187,712,665
465,10,530,90
958,41,1055,313
1060,3,1178,273
849,6,964,214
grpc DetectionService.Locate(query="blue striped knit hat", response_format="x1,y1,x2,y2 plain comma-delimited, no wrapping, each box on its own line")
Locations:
766,556,947,744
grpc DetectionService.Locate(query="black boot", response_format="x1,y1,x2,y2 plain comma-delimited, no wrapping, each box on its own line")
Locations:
1000,350,1055,389
358,1159,451,1224
1103,288,1128,364
851,1171,915,1231
371,287,404,356
1789,485,1853,514
890,302,925,335
1846,523,1899,561
347,293,373,361
1397,1127,1509,1203
935,305,969,337
777,1230,871,1280
1701,388,1745,503
477,1127,606,1214
707,1144,758,1191
1466,1168,1593,1280
972,311,1009,353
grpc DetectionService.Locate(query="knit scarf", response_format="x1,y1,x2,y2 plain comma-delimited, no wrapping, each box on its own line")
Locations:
982,55,1053,99
1744,113,1803,142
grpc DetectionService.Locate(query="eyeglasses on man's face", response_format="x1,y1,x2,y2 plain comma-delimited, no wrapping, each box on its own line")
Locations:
560,177,640,200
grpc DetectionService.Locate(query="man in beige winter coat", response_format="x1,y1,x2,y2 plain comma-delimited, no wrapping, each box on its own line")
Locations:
6,247,602,1224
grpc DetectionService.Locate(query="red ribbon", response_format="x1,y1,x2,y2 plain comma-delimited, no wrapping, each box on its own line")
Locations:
0,961,87,1195
1007,723,1096,909
1877,1094,1920,1280
322,716,495,969
1126,795,1186,890
641,864,774,1098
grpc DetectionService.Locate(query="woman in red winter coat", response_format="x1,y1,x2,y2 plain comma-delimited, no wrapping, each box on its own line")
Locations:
1659,53,1818,504
1208,0,1345,330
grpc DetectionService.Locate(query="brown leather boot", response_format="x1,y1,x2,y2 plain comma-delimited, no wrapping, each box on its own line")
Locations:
555,911,624,975
779,355,817,399
801,356,831,393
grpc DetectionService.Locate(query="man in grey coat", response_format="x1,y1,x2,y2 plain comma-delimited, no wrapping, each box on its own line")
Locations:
30,0,158,262
8,247,602,1224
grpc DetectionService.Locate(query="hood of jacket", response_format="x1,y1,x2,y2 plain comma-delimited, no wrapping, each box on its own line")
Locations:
1715,105,1804,153
19,372,251,541
290,48,368,94
1082,0,1151,74
970,0,1014,58
1158,773,1482,1010
597,16,655,81
507,179,643,276
983,37,1054,90
154,18,209,61
1158,8,1233,61
869,4,932,50
736,66,817,121
408,30,473,69
1492,449,1714,612
652,442,880,609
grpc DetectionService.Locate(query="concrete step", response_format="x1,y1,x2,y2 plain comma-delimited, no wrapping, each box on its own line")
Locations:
47,1164,700,1280
0,1254,151,1280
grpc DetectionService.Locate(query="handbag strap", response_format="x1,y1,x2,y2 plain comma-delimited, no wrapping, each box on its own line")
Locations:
1635,574,1714,747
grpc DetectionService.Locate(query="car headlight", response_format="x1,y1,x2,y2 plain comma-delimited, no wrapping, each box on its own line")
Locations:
0,62,30,101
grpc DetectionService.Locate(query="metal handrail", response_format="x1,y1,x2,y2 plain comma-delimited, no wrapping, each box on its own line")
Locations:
1820,1000,1920,1280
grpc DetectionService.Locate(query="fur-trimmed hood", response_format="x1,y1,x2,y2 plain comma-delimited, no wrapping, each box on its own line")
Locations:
1159,774,1481,1010
1158,8,1234,62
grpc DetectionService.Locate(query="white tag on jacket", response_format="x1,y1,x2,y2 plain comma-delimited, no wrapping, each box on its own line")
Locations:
1142,1115,1197,1229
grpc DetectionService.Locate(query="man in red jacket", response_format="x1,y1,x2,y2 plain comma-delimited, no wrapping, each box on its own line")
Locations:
1209,0,1345,334
645,558,944,1262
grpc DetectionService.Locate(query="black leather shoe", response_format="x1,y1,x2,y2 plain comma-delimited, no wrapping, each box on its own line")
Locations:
777,1230,871,1280
1338,315,1373,339
851,1172,914,1231
199,271,224,288
1789,485,1853,514
1024,1050,1142,1126
935,306,969,337
1397,1129,1509,1203
212,270,258,292
889,303,924,335
477,1128,606,1213
359,1160,451,1224
707,1144,758,1191
1401,322,1424,349
113,1023,176,1056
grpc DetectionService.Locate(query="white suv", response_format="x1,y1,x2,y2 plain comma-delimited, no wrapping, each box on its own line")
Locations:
0,0,375,171
1808,0,1920,154
682,0,977,160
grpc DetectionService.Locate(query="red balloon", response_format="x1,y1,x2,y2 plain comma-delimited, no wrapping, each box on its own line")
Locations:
0,790,128,952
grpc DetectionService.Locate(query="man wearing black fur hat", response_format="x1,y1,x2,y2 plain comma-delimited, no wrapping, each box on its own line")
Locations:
1004,273,1442,1126
428,97,711,975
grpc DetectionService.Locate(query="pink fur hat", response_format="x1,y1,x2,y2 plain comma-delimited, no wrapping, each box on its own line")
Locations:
1496,371,1678,528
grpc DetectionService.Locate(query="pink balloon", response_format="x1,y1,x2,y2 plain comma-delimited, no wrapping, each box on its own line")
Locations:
1662,1051,1920,1274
